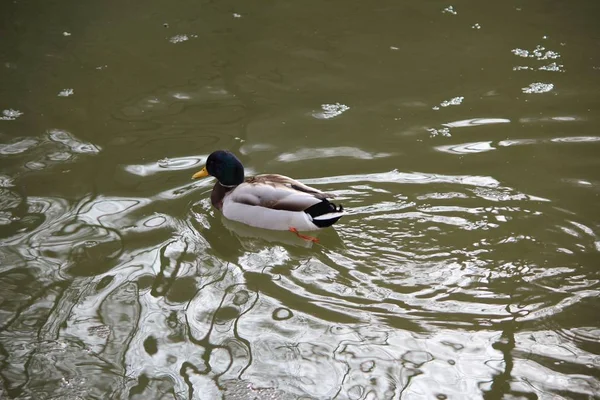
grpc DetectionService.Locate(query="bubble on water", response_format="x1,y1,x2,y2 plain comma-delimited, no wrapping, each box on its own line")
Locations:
442,6,457,15
169,34,197,43
427,127,451,138
512,45,560,60
512,48,530,58
1,109,24,120
433,97,464,110
170,34,188,43
233,13,242,18
534,47,560,60
472,23,481,30
272,307,293,321
58,88,74,97
63,31,71,36
439,96,464,107
522,82,554,94
539,62,563,72
311,103,350,120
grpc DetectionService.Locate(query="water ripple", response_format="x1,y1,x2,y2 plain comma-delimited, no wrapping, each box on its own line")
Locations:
437,135,600,155
2,145,597,399
125,155,206,176
303,170,500,188
435,141,495,154
278,147,390,162
442,118,510,128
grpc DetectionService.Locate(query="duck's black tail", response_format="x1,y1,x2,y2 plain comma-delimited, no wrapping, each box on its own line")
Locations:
304,200,345,228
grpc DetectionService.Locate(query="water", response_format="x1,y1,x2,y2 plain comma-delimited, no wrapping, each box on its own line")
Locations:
1,0,599,398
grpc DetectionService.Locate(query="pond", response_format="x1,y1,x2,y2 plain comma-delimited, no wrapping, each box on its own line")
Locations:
1,0,599,398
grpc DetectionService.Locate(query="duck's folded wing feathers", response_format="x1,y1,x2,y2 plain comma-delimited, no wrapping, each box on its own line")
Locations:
252,174,334,199
230,178,325,212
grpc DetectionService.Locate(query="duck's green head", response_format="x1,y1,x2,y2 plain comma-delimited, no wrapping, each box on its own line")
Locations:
192,150,245,186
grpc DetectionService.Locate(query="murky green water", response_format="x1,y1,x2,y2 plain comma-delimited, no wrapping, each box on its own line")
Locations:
1,0,599,398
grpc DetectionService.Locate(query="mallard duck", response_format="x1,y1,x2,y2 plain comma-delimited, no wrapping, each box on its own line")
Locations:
192,150,345,234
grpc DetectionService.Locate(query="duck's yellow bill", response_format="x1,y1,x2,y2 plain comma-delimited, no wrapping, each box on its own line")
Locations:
192,166,209,179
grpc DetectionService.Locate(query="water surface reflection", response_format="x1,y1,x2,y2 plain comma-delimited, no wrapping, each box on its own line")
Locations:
1,154,598,398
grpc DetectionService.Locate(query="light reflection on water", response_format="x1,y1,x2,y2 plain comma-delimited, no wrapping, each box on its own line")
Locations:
1,143,599,398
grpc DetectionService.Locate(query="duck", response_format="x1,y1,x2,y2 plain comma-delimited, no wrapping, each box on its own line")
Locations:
192,150,345,238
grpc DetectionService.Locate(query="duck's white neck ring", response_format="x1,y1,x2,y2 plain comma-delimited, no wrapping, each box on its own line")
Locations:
218,182,238,188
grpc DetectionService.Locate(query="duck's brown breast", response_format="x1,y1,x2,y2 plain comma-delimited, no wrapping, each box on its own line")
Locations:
211,182,234,210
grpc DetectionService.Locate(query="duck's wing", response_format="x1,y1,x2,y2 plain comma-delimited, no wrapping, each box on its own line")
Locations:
252,174,334,198
228,174,331,212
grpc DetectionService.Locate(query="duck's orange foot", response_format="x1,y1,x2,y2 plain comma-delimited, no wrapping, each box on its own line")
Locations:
289,227,319,243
